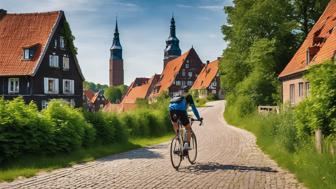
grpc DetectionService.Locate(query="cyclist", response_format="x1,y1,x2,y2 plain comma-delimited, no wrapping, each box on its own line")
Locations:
169,86,203,152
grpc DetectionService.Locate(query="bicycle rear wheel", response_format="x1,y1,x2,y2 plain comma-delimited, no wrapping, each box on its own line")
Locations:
170,136,182,170
187,131,197,164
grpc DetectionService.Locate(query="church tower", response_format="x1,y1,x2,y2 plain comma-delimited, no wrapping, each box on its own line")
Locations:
163,15,181,68
109,19,124,87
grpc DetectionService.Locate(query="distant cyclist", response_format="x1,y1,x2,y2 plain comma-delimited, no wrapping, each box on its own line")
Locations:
169,86,203,151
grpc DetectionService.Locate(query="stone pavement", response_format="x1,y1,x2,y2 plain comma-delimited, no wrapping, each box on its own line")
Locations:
0,101,306,189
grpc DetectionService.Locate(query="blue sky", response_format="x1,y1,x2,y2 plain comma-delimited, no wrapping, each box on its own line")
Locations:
0,0,232,85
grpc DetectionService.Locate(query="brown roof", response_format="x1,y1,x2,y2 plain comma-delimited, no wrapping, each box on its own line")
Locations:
0,10,84,79
191,59,219,90
121,74,160,104
279,0,336,78
84,89,95,102
153,48,193,95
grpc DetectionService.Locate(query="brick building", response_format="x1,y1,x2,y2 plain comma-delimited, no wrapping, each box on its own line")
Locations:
191,58,223,99
152,47,204,97
279,0,336,105
109,19,124,87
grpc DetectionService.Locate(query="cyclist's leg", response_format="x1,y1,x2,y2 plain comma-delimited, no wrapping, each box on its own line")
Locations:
185,124,192,144
181,111,192,145
169,110,179,135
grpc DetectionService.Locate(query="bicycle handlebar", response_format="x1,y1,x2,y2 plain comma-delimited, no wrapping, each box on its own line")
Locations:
190,117,203,126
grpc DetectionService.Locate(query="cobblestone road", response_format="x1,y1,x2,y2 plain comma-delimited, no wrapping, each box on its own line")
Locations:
0,101,305,189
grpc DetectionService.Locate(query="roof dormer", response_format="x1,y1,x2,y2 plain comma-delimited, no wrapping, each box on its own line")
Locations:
22,43,39,61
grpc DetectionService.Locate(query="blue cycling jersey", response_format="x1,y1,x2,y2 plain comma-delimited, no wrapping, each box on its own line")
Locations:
169,95,201,120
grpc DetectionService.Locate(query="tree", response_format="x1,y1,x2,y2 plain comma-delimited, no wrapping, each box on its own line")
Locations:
220,0,296,115
293,0,329,39
104,87,122,103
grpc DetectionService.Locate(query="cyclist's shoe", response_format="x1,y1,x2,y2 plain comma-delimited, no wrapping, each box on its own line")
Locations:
183,143,192,151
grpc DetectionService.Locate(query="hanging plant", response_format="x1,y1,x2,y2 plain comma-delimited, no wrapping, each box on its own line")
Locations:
61,20,78,55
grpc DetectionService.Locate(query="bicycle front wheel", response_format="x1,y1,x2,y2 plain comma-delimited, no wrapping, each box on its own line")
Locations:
187,131,197,164
170,136,182,170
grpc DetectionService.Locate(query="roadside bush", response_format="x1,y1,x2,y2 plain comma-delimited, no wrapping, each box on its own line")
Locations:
43,100,95,153
295,61,336,137
0,97,52,162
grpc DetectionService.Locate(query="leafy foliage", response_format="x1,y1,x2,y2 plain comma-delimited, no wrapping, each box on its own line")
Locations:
104,86,123,103
295,61,336,137
83,81,108,92
220,0,328,116
0,96,171,164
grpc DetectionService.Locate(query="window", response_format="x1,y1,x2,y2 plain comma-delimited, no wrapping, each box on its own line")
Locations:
8,78,19,93
181,69,186,77
305,82,310,97
49,54,59,68
306,48,310,65
54,39,57,48
185,63,189,69
187,81,193,86
63,56,70,70
60,36,65,49
290,84,295,104
188,72,192,77
44,78,59,94
299,82,304,97
212,81,217,87
41,100,48,109
175,80,181,86
181,81,186,87
63,79,74,94
23,48,34,60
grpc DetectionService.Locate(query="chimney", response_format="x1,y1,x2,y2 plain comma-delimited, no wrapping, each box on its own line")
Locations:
206,60,210,65
217,56,221,60
0,9,7,20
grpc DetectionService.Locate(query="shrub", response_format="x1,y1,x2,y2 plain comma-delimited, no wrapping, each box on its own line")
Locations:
43,100,94,153
295,61,336,137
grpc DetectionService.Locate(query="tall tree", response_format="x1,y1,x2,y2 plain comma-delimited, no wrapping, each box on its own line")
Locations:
293,0,329,37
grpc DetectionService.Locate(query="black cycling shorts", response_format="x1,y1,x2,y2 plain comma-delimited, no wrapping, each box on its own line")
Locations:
169,110,190,126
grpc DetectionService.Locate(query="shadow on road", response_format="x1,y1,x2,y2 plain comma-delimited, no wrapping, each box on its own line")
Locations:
179,162,278,174
97,144,166,162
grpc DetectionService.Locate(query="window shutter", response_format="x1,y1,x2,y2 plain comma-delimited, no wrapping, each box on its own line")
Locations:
71,80,75,94
44,78,48,94
49,55,53,67
55,79,59,94
55,56,59,67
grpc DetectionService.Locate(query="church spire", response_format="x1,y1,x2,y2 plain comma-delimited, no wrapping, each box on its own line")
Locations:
164,15,181,68
170,15,176,38
109,17,124,87
110,17,122,60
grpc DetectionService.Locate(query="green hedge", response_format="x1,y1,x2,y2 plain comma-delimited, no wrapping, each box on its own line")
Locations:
0,97,171,164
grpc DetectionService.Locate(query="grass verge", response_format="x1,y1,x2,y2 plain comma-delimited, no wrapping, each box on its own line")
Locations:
0,133,174,182
224,106,336,189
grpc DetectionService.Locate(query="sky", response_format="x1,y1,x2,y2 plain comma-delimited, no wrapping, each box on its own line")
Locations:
0,0,232,85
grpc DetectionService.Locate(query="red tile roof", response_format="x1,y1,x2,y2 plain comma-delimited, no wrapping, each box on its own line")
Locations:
279,0,336,78
152,48,194,96
191,59,219,90
0,11,61,76
121,74,160,104
84,89,95,103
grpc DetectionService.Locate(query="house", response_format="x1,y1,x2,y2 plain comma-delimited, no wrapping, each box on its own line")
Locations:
279,0,336,105
191,58,223,99
151,47,204,97
103,74,160,112
84,90,108,112
122,74,161,104
0,10,84,109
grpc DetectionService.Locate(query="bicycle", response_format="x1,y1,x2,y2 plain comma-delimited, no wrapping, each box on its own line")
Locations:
170,116,203,170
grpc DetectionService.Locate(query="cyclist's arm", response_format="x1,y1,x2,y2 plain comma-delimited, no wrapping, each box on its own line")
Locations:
186,95,201,120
